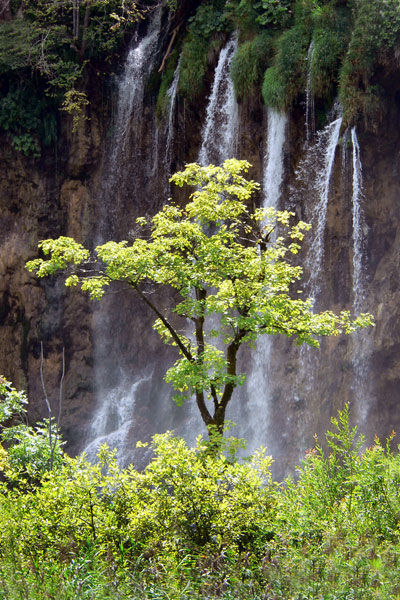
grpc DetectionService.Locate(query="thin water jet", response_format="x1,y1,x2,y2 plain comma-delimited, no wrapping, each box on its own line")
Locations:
198,35,238,166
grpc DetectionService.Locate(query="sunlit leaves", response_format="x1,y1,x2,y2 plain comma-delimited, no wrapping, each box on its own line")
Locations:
26,159,374,429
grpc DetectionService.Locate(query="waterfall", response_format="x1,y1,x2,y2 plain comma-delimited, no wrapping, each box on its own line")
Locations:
286,106,343,455
305,108,342,297
305,40,315,143
83,374,152,462
165,56,181,172
110,12,161,172
351,127,366,312
350,128,370,421
84,10,163,462
198,35,238,166
239,109,287,453
263,108,288,207
99,8,162,225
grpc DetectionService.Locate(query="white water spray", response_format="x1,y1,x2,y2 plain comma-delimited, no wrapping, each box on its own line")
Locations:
83,373,152,462
165,56,181,168
109,11,161,174
306,109,342,296
350,128,370,421
351,127,367,312
263,108,288,207
198,35,238,166
240,109,287,453
290,106,343,448
86,12,162,462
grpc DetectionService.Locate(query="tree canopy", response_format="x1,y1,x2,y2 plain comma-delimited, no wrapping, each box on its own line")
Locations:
26,159,373,435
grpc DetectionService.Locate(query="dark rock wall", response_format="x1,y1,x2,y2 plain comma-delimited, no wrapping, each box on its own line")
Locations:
1,32,400,474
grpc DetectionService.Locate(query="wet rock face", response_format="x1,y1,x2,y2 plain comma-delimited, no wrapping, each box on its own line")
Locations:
0,103,99,453
1,42,400,473
260,101,400,478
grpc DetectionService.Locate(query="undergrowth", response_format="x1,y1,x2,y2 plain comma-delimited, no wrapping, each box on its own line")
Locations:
1,398,400,599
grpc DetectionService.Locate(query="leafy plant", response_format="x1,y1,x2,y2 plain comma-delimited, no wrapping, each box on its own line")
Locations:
338,0,400,128
262,15,311,110
0,377,64,484
26,159,373,438
255,0,293,27
1,416,400,599
230,31,273,101
0,80,58,156
179,1,229,101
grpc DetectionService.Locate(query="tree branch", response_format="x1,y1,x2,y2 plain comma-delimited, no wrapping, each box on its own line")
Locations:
132,282,193,362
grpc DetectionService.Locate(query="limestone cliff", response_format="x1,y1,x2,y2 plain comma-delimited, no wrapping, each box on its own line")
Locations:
1,3,400,475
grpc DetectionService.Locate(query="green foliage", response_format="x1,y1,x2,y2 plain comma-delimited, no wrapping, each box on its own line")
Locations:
0,377,27,424
262,64,287,110
179,1,229,101
0,80,58,157
225,0,266,37
1,415,400,599
27,159,373,435
311,3,352,101
0,1,143,157
230,32,274,101
255,0,293,27
268,410,400,599
1,418,64,483
61,88,90,133
262,19,311,110
0,20,32,75
0,433,276,598
338,0,400,128
0,377,65,484
258,0,400,124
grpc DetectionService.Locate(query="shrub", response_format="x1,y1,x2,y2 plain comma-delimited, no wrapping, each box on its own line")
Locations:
0,80,58,157
311,3,352,100
339,0,400,128
178,1,230,101
262,23,310,110
230,31,274,101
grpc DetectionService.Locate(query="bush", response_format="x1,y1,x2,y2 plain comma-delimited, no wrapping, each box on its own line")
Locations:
178,1,230,101
1,413,400,598
262,22,310,110
0,80,58,157
0,377,64,484
339,0,400,127
311,3,352,100
230,32,274,101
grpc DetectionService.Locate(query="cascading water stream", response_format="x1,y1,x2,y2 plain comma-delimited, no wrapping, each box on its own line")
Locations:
263,108,288,207
351,127,366,312
198,35,238,166
237,109,287,452
289,106,343,453
165,56,181,172
107,10,161,188
305,108,342,297
83,10,163,462
350,127,370,421
83,374,152,462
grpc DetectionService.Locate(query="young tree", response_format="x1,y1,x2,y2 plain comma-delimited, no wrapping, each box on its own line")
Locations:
26,159,373,436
